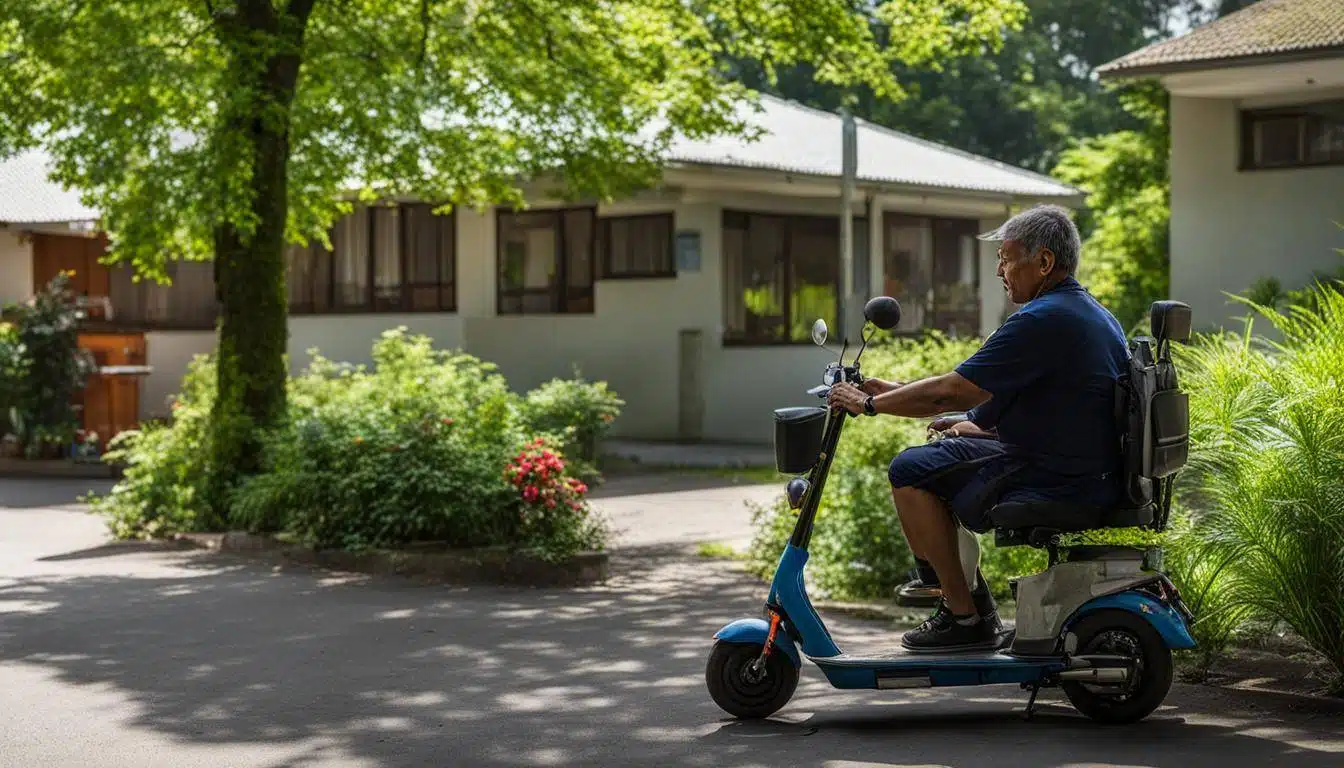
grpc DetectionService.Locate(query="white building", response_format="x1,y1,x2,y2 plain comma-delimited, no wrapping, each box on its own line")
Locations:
1099,0,1344,332
1,94,1079,444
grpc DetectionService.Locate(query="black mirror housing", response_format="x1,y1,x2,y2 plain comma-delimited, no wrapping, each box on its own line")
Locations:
786,477,810,510
863,296,902,331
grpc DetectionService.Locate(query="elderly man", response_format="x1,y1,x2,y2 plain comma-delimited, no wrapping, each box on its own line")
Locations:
827,205,1129,652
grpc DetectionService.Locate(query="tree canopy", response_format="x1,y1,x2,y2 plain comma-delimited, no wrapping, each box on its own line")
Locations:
729,0,1208,173
0,0,1029,510
1,0,1028,275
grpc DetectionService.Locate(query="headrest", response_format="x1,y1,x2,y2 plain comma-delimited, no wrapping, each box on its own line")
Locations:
1150,301,1192,344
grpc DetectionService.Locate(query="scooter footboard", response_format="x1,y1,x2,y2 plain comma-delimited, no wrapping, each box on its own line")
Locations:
713,618,802,668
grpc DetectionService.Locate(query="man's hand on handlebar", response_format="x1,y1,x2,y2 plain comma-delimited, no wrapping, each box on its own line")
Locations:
826,382,868,415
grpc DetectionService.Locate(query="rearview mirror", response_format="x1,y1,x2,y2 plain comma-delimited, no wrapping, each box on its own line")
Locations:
863,296,902,331
811,318,828,346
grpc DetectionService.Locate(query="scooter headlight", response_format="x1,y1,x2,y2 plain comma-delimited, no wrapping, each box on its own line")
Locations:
822,366,842,387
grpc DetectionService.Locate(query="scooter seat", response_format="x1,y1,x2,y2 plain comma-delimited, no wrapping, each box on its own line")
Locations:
989,500,1154,533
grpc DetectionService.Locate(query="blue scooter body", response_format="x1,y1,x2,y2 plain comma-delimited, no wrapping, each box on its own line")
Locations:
712,543,1195,690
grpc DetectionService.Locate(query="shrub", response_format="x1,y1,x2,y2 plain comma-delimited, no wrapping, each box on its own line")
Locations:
89,355,219,537
505,438,607,562
1161,510,1253,679
0,320,24,439
2,273,97,456
1175,291,1344,692
516,373,624,477
93,328,616,563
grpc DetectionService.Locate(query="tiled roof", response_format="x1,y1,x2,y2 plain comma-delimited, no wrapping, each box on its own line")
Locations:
0,151,99,224
1098,0,1344,76
666,94,1079,199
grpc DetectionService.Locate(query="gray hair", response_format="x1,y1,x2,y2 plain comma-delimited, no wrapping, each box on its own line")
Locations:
978,204,1081,275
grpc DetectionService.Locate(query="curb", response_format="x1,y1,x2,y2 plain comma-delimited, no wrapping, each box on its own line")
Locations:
173,532,609,587
0,457,122,479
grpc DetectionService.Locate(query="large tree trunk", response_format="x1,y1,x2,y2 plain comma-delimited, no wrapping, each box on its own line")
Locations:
206,0,314,524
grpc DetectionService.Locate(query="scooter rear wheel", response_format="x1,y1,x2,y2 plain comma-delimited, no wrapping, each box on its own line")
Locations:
705,640,799,719
1063,609,1174,724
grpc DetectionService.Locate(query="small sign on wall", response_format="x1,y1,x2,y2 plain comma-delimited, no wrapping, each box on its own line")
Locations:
675,230,701,272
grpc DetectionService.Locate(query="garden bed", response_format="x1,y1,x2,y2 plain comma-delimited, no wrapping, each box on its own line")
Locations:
174,531,608,587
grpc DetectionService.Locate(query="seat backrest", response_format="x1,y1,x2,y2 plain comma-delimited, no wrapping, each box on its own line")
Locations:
1114,302,1192,523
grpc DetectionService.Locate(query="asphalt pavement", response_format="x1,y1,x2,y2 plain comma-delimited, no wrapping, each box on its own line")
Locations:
0,477,1340,767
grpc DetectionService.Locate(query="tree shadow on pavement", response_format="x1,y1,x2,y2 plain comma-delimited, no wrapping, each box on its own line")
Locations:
0,545,1340,767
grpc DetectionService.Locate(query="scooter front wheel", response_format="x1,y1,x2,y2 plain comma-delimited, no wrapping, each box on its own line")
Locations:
1063,609,1174,724
705,640,799,719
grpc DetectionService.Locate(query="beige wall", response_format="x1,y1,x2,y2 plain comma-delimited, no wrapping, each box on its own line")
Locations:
124,187,1023,444
287,313,466,374
453,193,1012,443
1171,95,1344,331
0,230,32,306
140,331,216,421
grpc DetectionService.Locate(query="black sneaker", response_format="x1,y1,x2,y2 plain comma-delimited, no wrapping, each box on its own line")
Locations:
901,600,998,653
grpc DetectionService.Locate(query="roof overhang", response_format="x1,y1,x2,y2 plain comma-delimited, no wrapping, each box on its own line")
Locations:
1102,50,1344,101
1098,43,1344,81
662,161,1084,209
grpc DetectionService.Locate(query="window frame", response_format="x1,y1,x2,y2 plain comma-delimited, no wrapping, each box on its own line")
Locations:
720,208,850,347
1240,99,1344,171
495,205,598,315
101,259,221,332
880,211,982,338
598,212,677,280
288,203,458,316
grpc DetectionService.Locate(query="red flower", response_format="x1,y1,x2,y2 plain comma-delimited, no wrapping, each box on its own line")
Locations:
441,417,454,426
522,486,540,503
545,499,556,509
520,461,532,473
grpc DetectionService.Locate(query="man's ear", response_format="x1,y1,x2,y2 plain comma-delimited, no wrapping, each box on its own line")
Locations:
1039,248,1056,276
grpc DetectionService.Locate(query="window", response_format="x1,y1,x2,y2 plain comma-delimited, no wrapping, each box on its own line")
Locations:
497,207,596,314
1242,100,1344,170
722,210,842,344
108,260,219,330
599,213,675,278
287,203,456,314
931,218,981,337
883,212,980,336
403,203,456,311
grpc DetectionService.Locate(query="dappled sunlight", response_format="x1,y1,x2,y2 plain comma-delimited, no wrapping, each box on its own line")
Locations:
0,540,1340,767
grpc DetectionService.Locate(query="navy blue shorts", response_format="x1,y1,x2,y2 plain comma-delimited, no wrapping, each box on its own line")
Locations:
887,437,1030,532
888,437,1119,532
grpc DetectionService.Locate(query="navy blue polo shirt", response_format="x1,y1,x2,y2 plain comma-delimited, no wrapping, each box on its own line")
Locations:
958,277,1128,479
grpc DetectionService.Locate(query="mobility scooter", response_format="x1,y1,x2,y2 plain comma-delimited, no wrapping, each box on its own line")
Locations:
706,295,1196,724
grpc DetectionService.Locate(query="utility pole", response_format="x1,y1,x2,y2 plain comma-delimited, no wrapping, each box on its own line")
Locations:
839,108,858,343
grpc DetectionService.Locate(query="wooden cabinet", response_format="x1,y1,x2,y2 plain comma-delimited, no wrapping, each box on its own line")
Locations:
76,332,147,443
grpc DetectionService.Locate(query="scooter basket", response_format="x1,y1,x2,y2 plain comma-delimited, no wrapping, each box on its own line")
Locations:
773,407,828,474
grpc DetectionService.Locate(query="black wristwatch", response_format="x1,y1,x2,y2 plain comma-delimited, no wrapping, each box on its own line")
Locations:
863,395,876,416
